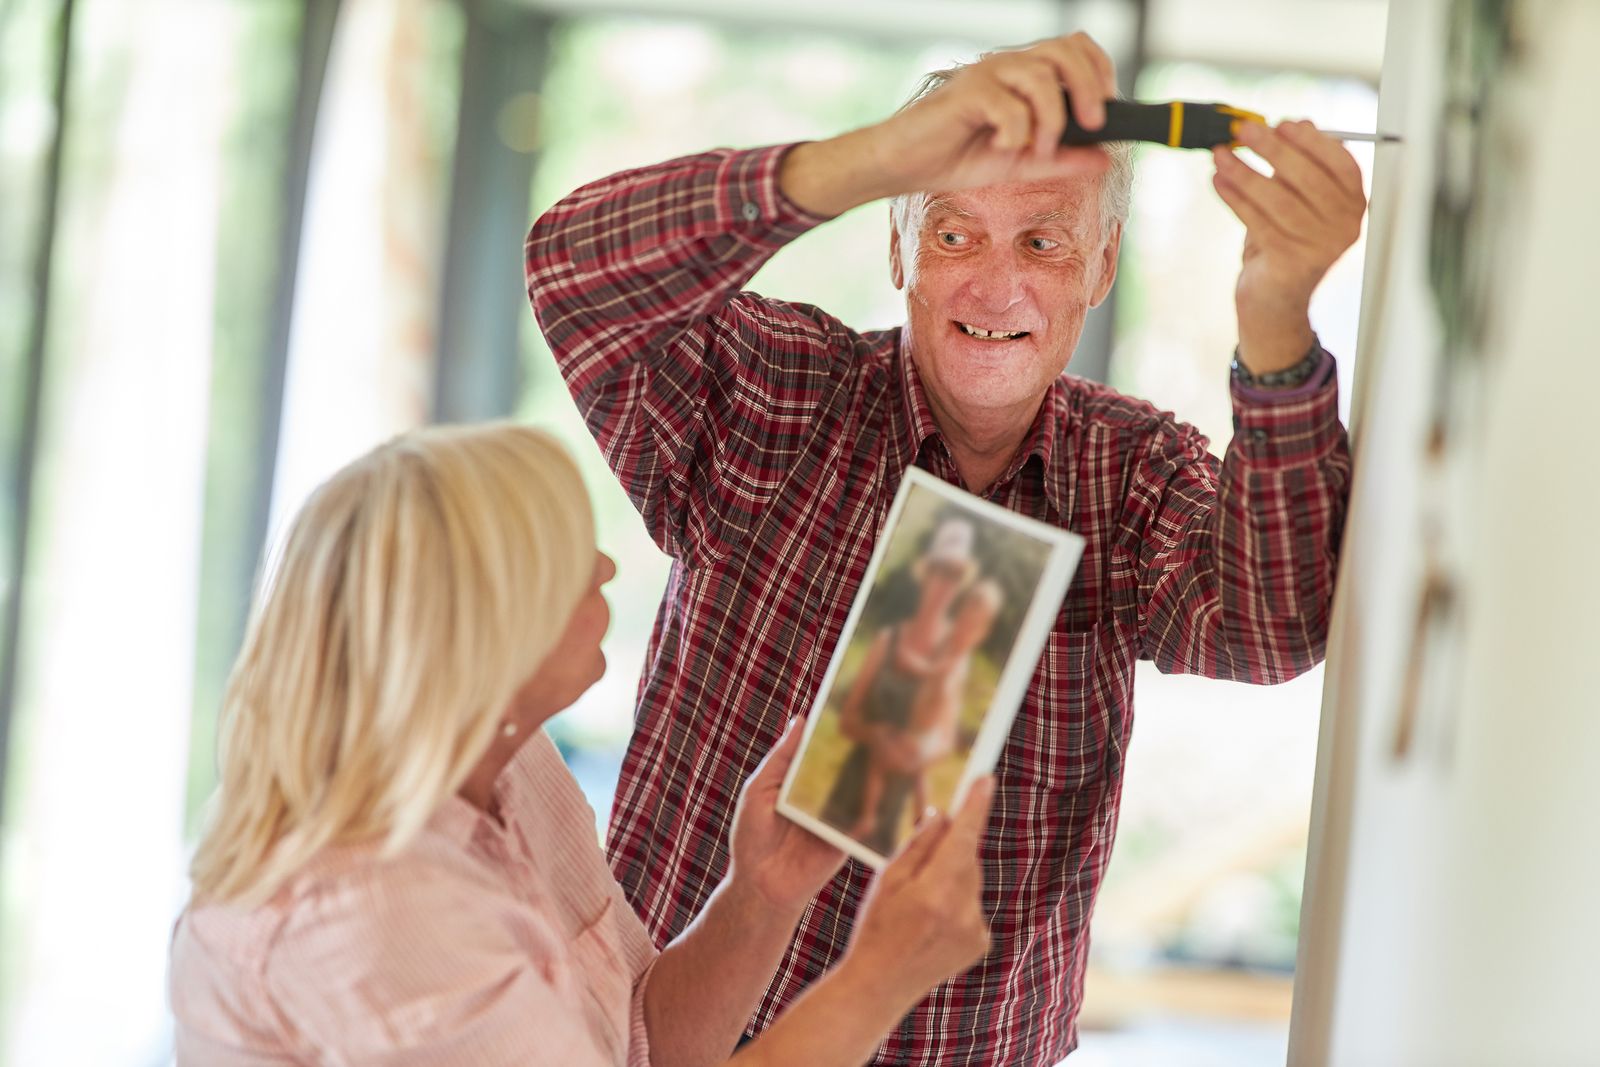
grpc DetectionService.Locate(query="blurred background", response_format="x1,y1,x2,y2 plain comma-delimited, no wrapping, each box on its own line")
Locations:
0,0,1385,1063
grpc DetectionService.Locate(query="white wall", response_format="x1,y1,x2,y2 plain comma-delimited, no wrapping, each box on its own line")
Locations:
1292,2,1600,1064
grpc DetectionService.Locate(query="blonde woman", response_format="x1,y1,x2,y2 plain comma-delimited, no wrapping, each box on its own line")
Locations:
168,423,992,1066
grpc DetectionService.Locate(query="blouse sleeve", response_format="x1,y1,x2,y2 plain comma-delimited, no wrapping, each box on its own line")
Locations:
627,956,657,1067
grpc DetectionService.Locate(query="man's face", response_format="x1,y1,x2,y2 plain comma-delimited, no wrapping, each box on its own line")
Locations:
891,177,1121,426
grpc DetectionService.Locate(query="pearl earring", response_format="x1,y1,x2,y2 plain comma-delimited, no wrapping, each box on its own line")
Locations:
501,721,518,739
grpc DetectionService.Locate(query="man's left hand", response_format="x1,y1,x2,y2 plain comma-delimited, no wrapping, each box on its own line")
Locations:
1212,120,1367,373
730,716,848,913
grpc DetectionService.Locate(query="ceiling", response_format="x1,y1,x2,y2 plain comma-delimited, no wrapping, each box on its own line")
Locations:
506,0,1388,81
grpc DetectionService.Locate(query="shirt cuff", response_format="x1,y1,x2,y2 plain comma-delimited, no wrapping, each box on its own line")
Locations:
1232,345,1333,403
715,143,835,247
1229,350,1344,467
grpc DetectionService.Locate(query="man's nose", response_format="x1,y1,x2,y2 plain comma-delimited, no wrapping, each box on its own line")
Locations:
965,249,1027,313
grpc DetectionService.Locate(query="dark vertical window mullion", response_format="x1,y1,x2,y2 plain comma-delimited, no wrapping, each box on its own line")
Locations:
1065,0,1145,386
244,0,342,576
432,0,554,422
184,0,343,827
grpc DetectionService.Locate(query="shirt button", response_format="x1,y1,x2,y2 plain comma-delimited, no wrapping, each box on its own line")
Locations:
741,201,761,222
1249,428,1269,444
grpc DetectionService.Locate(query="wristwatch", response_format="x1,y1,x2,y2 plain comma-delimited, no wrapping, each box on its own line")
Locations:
1230,337,1323,389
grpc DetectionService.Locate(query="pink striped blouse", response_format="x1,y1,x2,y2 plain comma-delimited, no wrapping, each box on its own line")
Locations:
169,731,657,1065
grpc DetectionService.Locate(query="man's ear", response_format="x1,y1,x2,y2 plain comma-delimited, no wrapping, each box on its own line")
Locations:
1089,220,1123,308
889,209,906,291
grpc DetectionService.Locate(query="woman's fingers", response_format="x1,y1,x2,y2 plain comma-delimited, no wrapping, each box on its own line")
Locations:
852,779,995,993
743,716,805,798
945,777,996,851
923,779,990,881
928,778,994,956
883,809,952,884
773,714,804,756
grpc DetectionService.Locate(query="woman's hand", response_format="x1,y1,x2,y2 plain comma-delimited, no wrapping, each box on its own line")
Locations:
729,717,848,914
717,779,997,1067
843,778,995,1005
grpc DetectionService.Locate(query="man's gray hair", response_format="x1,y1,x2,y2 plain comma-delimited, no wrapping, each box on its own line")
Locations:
888,67,1134,244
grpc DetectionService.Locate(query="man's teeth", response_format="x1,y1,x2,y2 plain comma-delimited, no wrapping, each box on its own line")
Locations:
957,322,1027,340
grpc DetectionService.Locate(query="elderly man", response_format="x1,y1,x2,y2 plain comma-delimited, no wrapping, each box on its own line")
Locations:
527,32,1360,1065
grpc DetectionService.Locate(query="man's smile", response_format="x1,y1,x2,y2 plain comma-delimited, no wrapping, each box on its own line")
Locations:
954,320,1030,341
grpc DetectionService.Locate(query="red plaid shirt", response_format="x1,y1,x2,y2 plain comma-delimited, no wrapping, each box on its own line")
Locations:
527,144,1350,1065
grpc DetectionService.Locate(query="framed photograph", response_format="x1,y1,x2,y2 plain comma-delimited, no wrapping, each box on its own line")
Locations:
776,467,1086,868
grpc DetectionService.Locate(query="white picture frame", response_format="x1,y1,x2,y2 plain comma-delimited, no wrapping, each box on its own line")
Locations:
776,466,1085,868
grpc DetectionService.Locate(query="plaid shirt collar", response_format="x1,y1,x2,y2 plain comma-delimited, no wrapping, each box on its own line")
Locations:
894,328,1069,513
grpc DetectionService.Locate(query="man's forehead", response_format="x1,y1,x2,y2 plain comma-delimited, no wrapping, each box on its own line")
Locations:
922,181,1098,229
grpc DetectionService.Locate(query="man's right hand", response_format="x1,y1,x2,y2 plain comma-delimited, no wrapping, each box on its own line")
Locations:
779,34,1119,218
840,778,995,1010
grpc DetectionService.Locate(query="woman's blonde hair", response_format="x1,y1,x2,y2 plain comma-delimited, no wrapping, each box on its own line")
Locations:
189,423,594,906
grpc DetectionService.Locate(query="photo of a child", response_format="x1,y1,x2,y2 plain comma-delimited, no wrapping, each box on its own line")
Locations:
779,470,1083,865
821,518,1006,854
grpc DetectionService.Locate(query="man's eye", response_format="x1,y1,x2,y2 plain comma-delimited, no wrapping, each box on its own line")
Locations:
938,232,966,247
1029,237,1060,252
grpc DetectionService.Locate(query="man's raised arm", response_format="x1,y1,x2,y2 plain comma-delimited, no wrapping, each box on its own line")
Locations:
525,147,846,563
1131,120,1364,681
1126,361,1350,683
